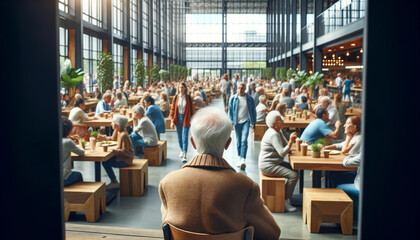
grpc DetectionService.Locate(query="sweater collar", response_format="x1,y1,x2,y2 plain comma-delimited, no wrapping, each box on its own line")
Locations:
182,154,235,171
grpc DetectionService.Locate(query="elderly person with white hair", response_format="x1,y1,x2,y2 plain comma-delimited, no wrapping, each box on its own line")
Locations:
113,91,128,109
129,105,158,156
258,111,299,212
193,90,204,109
253,86,265,106
316,96,340,132
95,92,112,117
159,107,280,240
98,115,134,189
256,95,278,124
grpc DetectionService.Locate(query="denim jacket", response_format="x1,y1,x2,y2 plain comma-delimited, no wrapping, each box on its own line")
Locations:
228,93,257,125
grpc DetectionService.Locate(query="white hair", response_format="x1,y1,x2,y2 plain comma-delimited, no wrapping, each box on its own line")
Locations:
103,92,112,99
256,86,264,93
133,105,144,115
319,96,331,105
190,107,232,155
266,110,283,128
113,115,128,130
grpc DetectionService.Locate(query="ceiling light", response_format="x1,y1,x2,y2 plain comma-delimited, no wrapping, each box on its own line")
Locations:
328,49,332,52
360,48,363,53
351,43,356,46
339,46,344,49
346,51,350,56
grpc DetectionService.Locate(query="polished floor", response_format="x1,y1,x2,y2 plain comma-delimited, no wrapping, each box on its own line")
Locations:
69,96,358,240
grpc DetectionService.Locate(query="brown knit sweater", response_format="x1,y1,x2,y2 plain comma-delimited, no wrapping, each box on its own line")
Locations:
111,130,134,165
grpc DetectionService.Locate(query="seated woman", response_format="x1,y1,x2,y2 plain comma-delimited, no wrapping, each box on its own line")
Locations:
275,102,287,118
193,91,205,109
69,99,96,124
323,116,361,155
62,117,84,187
256,95,278,124
129,105,159,156
298,96,309,111
144,96,166,140
258,111,299,212
157,92,170,118
98,115,134,189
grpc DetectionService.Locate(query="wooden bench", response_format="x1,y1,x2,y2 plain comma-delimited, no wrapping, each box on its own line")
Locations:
260,172,285,213
64,182,106,222
303,188,353,235
254,124,267,141
120,159,148,196
144,140,167,166
165,118,172,130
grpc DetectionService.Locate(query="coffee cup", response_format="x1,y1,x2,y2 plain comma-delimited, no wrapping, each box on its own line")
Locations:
288,115,292,120
296,138,303,151
301,143,308,156
292,108,296,114
323,150,330,158
305,113,309,120
104,113,108,119
128,112,133,118
103,145,108,152
99,112,104,118
89,137,96,151
349,108,353,113
292,116,296,121
122,109,127,115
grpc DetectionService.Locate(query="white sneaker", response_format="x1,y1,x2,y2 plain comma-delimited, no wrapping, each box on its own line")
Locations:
240,158,246,170
182,156,187,163
285,199,297,212
106,182,120,190
236,157,242,167
179,151,184,158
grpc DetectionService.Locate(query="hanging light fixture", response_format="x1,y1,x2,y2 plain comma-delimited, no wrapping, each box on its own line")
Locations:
360,48,363,53
346,51,350,56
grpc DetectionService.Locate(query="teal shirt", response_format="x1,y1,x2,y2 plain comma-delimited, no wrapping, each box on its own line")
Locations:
300,119,332,144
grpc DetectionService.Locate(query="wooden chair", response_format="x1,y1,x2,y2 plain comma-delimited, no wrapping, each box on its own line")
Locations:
162,223,254,240
119,159,148,196
144,140,167,166
253,124,267,141
303,188,353,235
64,182,106,223
260,171,285,213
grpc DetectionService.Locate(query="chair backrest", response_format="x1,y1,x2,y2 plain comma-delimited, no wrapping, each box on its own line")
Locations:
162,223,254,240
70,124,87,139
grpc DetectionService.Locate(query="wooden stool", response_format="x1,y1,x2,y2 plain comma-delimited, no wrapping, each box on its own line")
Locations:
260,172,285,213
119,159,148,196
64,182,106,222
303,188,353,235
165,118,172,130
254,124,267,141
144,140,167,166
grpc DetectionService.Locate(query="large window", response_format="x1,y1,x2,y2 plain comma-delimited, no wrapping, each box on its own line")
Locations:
186,14,222,43
59,0,69,13
83,34,102,93
143,0,150,48
83,0,103,27
131,49,138,86
113,0,124,36
227,14,266,42
59,27,68,67
113,43,124,84
153,0,158,50
131,0,139,42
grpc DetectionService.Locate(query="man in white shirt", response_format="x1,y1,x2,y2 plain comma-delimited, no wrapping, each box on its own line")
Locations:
335,73,342,89
69,99,96,124
318,96,340,132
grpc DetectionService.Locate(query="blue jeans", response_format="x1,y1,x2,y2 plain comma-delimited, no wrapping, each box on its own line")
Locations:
343,91,352,107
102,156,130,181
330,171,359,219
176,114,189,153
64,171,83,187
130,132,149,155
234,120,250,159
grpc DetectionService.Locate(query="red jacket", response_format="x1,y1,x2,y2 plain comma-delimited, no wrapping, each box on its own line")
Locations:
170,94,194,127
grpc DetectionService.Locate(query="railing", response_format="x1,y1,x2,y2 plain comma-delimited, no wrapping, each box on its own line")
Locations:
316,0,366,36
301,22,314,44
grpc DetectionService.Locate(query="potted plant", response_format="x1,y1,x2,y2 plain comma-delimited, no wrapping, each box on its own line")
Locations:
60,59,85,100
159,69,169,82
311,143,322,158
314,138,326,149
305,72,324,98
295,70,308,87
97,52,114,93
151,64,160,83
134,59,146,88
287,68,296,80
81,139,86,150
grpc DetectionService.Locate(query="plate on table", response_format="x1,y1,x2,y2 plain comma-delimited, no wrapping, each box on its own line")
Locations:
101,141,117,146
330,150,340,155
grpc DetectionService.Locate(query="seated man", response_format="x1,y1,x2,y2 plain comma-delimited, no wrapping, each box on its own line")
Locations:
300,107,341,144
95,92,112,117
159,107,280,240
280,89,295,109
69,99,96,124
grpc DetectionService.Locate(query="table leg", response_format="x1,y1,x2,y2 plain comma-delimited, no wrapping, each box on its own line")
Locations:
312,170,322,188
299,170,304,193
95,162,101,182
325,171,330,188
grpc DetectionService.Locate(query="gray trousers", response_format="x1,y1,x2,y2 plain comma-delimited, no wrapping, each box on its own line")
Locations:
222,93,231,109
261,162,299,200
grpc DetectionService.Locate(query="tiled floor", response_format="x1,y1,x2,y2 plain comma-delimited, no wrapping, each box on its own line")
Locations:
69,96,358,240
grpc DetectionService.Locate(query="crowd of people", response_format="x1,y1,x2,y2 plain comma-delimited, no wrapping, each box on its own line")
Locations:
61,71,362,239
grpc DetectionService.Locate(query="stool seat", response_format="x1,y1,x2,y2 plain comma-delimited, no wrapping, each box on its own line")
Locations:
303,188,353,235
144,140,167,166
260,171,285,213
120,159,148,196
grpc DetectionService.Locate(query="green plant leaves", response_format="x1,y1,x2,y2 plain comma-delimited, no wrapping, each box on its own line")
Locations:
97,53,114,93
134,59,146,87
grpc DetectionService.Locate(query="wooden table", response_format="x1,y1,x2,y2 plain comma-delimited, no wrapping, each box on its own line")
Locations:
283,115,315,129
288,144,357,189
128,95,142,105
71,144,118,182
83,114,134,128
61,107,71,117
345,108,362,117
267,92,276,100
84,99,99,109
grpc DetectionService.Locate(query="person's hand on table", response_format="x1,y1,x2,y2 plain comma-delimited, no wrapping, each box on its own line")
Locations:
68,135,80,144
96,134,106,142
323,145,336,150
